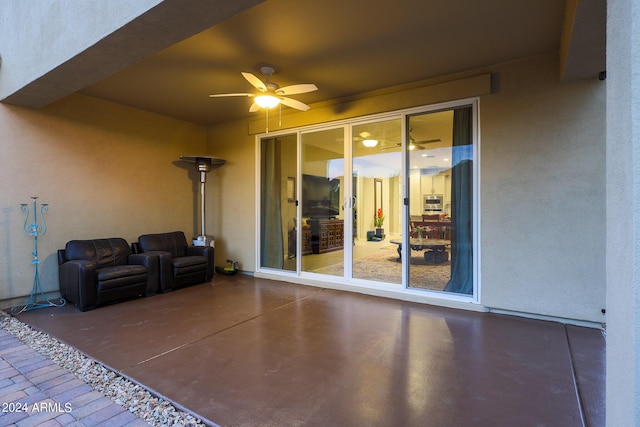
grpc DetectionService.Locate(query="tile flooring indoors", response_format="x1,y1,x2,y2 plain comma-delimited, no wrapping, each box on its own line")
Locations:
9,274,605,427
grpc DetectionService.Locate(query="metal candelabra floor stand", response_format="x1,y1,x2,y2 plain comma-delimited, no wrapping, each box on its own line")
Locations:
11,197,66,315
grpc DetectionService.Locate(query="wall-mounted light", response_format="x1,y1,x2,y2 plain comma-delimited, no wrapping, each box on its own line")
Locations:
254,95,280,109
362,139,379,148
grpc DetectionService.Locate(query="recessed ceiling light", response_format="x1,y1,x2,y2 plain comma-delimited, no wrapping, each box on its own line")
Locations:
362,139,378,148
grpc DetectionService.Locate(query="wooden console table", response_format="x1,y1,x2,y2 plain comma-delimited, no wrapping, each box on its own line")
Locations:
308,218,344,254
288,225,312,257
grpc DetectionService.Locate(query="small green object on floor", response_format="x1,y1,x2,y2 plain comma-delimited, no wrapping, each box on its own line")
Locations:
216,259,239,275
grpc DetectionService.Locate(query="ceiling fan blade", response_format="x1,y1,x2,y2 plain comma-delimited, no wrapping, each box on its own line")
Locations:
276,83,318,96
249,102,261,113
414,138,441,144
241,72,267,92
280,97,310,111
209,93,254,98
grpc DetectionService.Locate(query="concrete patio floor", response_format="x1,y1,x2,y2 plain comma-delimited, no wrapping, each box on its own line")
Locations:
12,274,605,426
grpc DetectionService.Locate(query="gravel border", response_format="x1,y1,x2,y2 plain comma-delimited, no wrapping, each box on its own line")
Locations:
0,311,208,427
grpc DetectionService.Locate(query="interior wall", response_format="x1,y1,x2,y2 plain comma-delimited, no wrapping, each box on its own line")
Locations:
208,53,605,323
0,93,207,307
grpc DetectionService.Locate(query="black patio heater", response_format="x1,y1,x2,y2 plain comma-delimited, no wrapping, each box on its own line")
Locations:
179,155,227,246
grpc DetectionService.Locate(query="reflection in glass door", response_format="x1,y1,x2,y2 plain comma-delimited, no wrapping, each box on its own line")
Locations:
407,106,474,295
351,119,402,284
300,128,345,276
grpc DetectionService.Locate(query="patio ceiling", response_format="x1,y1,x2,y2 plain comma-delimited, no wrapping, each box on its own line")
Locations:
3,0,604,126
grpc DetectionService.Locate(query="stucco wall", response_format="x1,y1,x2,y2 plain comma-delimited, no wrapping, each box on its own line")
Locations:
606,0,640,424
0,0,162,100
481,55,606,322
0,94,207,307
208,54,606,323
206,120,256,270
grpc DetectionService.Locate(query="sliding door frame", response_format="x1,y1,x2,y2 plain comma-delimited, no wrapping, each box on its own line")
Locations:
254,97,481,306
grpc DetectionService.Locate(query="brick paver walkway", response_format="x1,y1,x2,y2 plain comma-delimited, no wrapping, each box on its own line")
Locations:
0,328,149,426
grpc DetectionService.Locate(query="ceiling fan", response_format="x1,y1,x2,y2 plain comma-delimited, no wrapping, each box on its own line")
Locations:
381,137,441,151
381,128,441,150
209,66,318,112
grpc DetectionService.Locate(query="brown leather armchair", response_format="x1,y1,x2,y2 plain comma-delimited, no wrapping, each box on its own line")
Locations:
58,238,159,311
132,231,214,293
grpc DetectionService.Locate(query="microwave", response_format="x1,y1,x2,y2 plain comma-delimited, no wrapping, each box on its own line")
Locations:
423,194,443,212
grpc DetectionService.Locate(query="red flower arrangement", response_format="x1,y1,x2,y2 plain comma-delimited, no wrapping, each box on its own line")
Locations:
374,208,385,228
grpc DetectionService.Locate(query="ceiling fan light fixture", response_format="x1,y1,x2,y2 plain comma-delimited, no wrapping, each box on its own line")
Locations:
254,95,280,109
362,139,379,148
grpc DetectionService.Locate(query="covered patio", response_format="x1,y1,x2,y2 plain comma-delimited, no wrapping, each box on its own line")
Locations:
9,275,605,426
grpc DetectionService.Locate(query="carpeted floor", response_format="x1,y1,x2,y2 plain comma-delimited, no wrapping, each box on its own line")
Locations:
312,244,451,290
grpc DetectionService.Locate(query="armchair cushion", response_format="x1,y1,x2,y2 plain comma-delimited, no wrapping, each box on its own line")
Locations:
97,265,147,283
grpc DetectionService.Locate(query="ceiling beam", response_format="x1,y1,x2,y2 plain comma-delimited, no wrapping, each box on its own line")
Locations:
2,0,263,108
248,74,492,135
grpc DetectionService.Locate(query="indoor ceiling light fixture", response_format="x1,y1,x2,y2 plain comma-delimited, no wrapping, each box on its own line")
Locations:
254,95,280,109
362,139,379,148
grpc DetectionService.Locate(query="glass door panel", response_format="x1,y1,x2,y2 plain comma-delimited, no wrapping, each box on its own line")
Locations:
407,107,474,295
300,128,345,276
351,119,402,284
259,133,297,272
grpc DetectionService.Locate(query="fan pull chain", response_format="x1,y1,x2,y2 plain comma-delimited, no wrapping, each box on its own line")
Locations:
265,107,269,133
263,105,282,133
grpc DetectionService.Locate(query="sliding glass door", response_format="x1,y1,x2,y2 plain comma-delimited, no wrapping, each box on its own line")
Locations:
407,106,474,295
257,100,476,299
259,133,297,272
351,119,402,284
300,127,345,276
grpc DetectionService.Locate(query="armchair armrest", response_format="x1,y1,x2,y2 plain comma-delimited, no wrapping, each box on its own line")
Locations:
132,250,173,292
185,245,211,257
186,245,214,280
58,260,97,312
128,253,159,296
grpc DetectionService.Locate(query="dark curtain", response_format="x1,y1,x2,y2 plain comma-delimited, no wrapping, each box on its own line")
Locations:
260,138,284,268
444,107,473,295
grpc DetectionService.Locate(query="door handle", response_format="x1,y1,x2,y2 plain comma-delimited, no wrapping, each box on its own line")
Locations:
343,196,357,209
